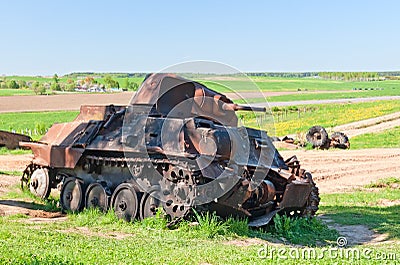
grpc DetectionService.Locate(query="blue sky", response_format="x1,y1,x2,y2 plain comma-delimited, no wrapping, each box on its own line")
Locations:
1,0,399,75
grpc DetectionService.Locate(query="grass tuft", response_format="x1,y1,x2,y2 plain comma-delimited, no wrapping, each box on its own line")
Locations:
266,214,338,246
364,177,400,188
0,147,32,155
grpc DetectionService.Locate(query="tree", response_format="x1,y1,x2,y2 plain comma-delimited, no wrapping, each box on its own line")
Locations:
50,82,61,91
32,81,46,95
122,77,138,91
84,76,94,86
66,83,76,92
38,84,46,95
123,77,130,89
103,75,113,88
6,80,19,89
103,75,119,89
18,80,27,88
53,73,59,84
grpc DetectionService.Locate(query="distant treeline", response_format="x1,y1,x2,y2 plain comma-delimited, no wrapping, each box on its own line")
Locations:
318,72,380,81
64,72,147,79
248,71,400,80
246,72,318,78
63,71,400,80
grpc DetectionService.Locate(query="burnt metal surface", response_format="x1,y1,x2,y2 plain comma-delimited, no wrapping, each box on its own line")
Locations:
20,73,319,226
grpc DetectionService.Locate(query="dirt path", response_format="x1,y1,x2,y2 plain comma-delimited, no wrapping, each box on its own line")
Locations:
1,148,398,199
0,154,32,172
0,149,398,245
333,111,400,138
280,148,400,193
0,91,299,113
0,90,366,113
0,93,134,113
0,154,64,218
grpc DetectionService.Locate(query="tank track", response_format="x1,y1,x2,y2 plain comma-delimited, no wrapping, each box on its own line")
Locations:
72,154,202,222
22,153,320,225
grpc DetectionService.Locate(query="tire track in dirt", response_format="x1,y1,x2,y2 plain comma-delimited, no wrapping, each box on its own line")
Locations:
333,111,400,138
280,148,400,193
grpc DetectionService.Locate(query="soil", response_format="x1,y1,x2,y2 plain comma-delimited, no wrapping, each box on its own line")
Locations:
0,90,358,113
0,93,134,113
280,148,400,193
0,154,32,172
318,216,392,246
1,148,399,245
333,111,400,138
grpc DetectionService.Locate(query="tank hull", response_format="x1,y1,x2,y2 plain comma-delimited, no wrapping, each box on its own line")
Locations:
20,74,319,226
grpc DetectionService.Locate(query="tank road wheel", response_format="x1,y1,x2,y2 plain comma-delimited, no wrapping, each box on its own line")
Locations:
29,168,51,199
162,194,191,221
85,183,110,212
139,192,161,220
111,183,138,222
60,178,84,212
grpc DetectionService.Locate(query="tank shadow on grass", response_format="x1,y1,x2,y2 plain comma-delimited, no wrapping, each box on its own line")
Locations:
0,185,60,212
319,180,400,241
320,204,400,240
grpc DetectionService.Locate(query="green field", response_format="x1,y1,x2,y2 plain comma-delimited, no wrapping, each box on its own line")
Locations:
232,88,400,104
0,178,398,264
320,178,400,239
0,75,145,96
201,78,400,92
1,77,400,264
243,100,400,136
350,126,400,149
2,75,400,99
0,111,79,140
0,89,35,96
1,101,399,141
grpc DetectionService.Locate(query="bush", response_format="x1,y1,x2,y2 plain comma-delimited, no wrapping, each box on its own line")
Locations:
6,80,19,89
50,82,61,91
65,83,76,92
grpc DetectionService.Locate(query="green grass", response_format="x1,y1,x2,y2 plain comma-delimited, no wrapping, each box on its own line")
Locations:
0,111,79,140
267,100,400,136
266,214,338,245
0,101,399,142
1,183,60,212
319,182,400,240
0,180,399,264
0,147,32,155
201,78,400,92
0,209,338,264
364,177,400,188
233,88,400,104
0,88,35,96
4,75,400,96
0,200,396,264
350,126,400,149
267,88,400,102
0,170,23,176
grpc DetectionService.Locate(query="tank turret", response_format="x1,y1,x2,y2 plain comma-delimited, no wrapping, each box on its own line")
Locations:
21,73,319,226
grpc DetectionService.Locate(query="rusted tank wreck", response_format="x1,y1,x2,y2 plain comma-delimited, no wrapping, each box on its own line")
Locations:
21,73,319,226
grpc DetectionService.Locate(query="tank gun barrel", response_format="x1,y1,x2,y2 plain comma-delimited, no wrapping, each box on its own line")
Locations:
222,103,266,112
